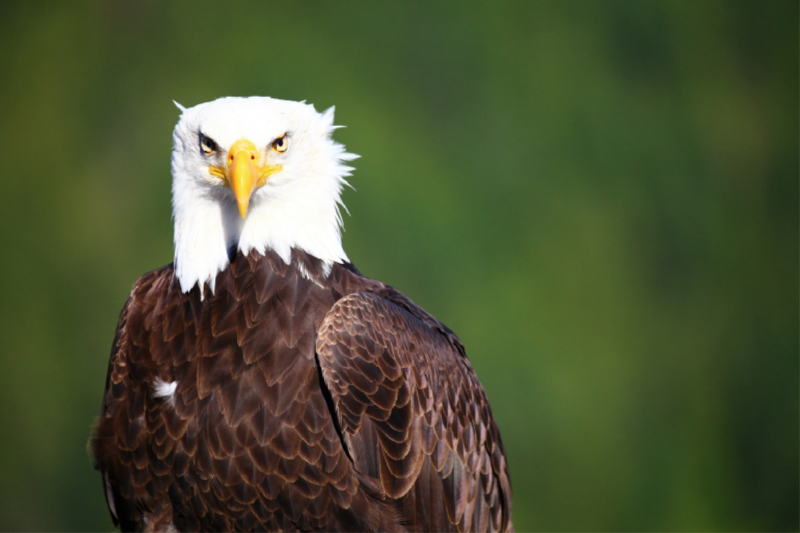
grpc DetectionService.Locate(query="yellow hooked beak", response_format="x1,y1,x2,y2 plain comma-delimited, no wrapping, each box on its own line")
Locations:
208,139,283,218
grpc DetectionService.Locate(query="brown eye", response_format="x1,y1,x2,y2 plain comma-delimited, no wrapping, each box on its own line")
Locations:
272,134,288,153
200,134,217,155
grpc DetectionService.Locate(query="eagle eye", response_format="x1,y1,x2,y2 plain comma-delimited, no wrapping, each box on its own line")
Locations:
272,134,288,153
199,134,217,155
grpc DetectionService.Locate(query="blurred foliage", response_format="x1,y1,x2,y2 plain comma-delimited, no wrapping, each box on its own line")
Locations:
0,1,796,531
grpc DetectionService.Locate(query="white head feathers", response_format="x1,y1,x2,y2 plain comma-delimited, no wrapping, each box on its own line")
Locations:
170,96,357,295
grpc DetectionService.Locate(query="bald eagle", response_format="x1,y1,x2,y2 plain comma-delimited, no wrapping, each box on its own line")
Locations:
91,97,513,532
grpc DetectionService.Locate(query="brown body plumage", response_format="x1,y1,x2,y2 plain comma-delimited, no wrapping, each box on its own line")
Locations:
92,248,513,532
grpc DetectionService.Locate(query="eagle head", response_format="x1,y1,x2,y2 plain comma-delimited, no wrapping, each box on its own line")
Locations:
170,97,357,294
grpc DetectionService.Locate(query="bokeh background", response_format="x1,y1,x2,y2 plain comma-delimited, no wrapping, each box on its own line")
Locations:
0,1,797,531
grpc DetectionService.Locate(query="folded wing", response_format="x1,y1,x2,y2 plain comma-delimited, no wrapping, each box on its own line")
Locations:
316,292,513,532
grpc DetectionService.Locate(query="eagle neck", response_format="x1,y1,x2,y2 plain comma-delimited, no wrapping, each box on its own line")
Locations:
172,183,348,296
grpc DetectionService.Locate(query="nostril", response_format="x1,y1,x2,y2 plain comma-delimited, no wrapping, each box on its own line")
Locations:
250,155,255,160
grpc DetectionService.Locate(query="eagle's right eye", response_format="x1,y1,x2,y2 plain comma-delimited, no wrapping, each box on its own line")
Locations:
200,134,217,155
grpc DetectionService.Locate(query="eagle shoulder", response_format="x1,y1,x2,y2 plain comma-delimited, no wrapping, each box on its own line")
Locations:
90,264,181,532
316,290,513,532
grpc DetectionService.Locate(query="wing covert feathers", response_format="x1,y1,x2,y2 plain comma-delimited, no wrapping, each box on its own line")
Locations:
317,292,513,532
91,249,512,532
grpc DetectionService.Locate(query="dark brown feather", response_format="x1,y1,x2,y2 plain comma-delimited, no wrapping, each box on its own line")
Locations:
90,249,512,532
316,290,513,532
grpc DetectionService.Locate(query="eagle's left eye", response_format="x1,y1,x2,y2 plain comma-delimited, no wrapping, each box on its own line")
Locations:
199,134,217,155
272,134,288,153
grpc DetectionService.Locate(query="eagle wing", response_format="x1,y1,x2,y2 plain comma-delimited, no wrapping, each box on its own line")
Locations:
91,266,199,532
316,291,513,532
91,269,161,532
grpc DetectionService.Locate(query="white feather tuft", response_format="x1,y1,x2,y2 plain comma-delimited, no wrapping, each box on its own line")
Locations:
153,378,177,404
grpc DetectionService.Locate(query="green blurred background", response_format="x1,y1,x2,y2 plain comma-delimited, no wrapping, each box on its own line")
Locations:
0,1,797,531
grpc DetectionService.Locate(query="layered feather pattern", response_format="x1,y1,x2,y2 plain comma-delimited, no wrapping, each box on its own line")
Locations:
92,249,512,532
